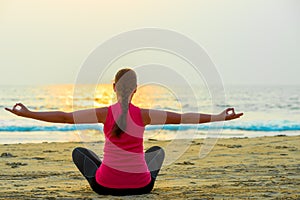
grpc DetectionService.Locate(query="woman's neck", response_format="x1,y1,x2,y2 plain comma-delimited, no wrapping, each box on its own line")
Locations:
116,94,133,103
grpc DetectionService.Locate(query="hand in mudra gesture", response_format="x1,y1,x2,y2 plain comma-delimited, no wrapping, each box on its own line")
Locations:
219,108,243,121
5,103,31,117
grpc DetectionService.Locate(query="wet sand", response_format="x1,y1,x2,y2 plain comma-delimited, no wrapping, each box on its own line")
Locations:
0,135,299,199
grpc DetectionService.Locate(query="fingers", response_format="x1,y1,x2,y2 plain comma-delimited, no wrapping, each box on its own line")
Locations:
13,104,18,110
225,108,243,120
226,108,235,116
5,107,13,112
236,113,243,118
16,103,24,107
5,107,18,115
12,103,24,110
231,112,243,120
5,103,25,115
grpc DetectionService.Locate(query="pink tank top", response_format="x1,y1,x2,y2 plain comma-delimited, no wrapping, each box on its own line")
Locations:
95,103,151,188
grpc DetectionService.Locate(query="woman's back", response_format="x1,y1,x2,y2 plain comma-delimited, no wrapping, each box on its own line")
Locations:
95,102,151,188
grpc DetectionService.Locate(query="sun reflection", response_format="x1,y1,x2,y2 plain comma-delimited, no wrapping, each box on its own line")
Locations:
36,84,182,112
94,84,114,107
93,84,182,111
37,84,74,112
133,84,182,111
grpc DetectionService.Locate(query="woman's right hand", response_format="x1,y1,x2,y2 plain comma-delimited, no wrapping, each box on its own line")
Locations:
219,108,243,121
5,103,31,117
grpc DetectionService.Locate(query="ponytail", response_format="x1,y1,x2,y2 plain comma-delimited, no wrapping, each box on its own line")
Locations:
112,68,137,138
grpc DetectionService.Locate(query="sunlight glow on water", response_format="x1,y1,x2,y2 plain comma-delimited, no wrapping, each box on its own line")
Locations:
1,84,300,143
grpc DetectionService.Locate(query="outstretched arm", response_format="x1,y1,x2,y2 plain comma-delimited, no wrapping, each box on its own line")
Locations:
5,103,107,124
141,108,243,125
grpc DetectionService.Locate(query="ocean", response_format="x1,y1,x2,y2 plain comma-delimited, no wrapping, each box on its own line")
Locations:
0,84,300,144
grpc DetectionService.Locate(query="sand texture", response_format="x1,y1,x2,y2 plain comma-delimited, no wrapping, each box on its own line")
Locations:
0,135,299,199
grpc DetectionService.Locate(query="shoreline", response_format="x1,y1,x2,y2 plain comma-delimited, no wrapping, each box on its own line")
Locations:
1,130,300,145
0,135,299,199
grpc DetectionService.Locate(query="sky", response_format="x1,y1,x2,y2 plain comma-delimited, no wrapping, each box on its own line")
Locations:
0,0,299,86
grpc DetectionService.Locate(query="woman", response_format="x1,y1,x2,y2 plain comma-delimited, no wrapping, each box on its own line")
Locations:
5,68,243,196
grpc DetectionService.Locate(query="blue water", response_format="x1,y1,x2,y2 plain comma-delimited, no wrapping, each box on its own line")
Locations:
1,120,300,132
0,84,300,143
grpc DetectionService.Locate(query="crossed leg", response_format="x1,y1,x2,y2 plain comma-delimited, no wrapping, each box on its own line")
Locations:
72,146,165,195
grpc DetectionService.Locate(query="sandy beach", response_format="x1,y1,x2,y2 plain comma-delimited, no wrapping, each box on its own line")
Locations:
0,135,299,199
